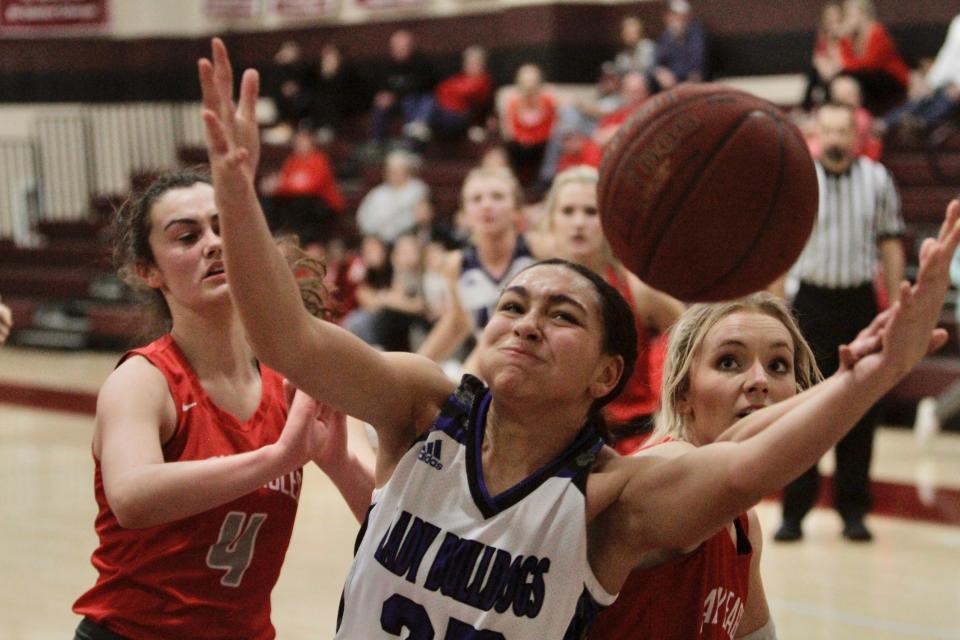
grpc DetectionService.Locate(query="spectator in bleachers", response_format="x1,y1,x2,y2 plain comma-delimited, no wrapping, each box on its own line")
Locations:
429,45,494,140
269,40,315,135
611,15,657,78
538,63,623,185
356,149,429,243
370,30,437,149
546,71,652,184
807,74,882,160
0,296,11,346
412,198,462,251
884,14,960,136
343,235,393,345
261,128,344,248
502,63,558,187
651,0,708,91
308,43,368,142
835,0,908,115
804,2,845,110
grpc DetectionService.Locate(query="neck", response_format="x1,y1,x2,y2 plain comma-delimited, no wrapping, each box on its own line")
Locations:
481,396,588,491
821,156,854,174
168,305,256,380
476,230,517,265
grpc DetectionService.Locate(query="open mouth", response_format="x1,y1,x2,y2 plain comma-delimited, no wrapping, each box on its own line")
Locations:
205,265,225,278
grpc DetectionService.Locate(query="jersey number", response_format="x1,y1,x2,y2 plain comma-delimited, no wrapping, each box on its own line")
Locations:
206,511,267,587
381,593,506,640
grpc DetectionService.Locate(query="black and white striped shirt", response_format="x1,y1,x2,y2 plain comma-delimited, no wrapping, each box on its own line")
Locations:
793,157,904,289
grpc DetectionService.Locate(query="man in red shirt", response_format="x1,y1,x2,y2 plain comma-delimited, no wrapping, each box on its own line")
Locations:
267,129,344,246
431,45,494,138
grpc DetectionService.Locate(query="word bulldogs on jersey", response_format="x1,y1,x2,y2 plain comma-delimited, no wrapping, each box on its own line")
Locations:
374,510,549,618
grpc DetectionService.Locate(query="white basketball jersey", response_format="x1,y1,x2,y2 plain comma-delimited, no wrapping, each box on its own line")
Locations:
458,236,536,335
335,376,615,639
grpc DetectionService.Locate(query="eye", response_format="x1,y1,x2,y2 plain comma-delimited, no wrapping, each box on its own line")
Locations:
498,300,524,314
176,232,198,244
551,310,579,324
769,358,792,374
584,206,598,217
716,354,739,371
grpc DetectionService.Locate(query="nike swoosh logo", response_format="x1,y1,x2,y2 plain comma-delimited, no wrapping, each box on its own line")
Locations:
182,402,198,412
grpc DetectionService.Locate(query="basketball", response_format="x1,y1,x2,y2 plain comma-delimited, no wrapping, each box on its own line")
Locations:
598,83,818,302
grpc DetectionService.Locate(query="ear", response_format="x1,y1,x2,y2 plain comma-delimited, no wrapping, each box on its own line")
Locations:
135,261,164,290
675,388,692,417
590,354,624,400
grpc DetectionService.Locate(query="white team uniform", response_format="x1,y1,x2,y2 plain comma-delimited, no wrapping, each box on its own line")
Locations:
335,376,616,640
457,236,536,335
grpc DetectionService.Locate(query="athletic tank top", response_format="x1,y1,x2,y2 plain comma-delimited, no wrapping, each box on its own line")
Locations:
458,235,535,335
588,437,752,640
603,264,665,426
335,375,616,639
73,334,300,640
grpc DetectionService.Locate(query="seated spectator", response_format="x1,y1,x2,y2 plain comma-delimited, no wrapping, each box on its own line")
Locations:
355,149,429,243
652,0,708,91
430,46,494,140
501,62,557,186
808,74,882,160
343,235,393,344
261,128,344,247
538,63,622,184
611,15,657,77
885,14,960,135
836,0,908,115
269,40,315,136
547,72,651,183
370,30,437,148
804,2,845,110
308,43,368,141
421,241,452,324
412,198,462,250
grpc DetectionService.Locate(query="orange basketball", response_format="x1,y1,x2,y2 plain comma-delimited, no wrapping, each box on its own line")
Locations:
598,84,818,302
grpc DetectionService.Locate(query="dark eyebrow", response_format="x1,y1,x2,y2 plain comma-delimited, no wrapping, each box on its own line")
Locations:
500,286,588,314
547,293,588,314
162,213,219,231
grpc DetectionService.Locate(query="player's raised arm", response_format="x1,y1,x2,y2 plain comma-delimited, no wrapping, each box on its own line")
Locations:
198,38,452,445
597,200,960,576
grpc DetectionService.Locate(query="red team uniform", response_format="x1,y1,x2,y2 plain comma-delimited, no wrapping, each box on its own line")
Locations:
589,439,754,640
603,265,668,454
74,335,302,640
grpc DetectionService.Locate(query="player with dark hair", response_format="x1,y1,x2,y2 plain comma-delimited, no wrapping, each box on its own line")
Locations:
201,38,960,638
72,170,374,640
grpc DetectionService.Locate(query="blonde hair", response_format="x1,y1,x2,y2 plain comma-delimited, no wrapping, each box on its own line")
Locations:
652,292,822,441
543,164,618,265
460,165,524,210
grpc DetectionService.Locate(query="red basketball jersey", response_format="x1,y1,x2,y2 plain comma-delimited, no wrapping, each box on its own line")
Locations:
603,264,666,427
589,512,753,640
74,334,302,640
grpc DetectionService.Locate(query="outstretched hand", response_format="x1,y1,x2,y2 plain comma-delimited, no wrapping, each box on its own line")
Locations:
198,37,260,186
276,382,347,470
840,200,960,377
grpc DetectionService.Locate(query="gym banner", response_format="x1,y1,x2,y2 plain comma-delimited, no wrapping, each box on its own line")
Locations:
205,0,261,18
275,0,338,17
0,0,107,29
354,0,426,9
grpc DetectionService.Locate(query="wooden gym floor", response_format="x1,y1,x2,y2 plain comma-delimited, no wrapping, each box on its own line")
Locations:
1,346,959,639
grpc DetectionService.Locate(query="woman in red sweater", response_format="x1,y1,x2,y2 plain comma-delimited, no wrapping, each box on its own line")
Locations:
837,0,908,114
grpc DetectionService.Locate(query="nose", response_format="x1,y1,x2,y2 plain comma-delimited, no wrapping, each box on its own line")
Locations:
202,228,222,258
513,311,542,342
743,360,770,395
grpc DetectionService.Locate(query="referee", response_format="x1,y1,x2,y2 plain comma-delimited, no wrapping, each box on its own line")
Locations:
773,101,906,542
